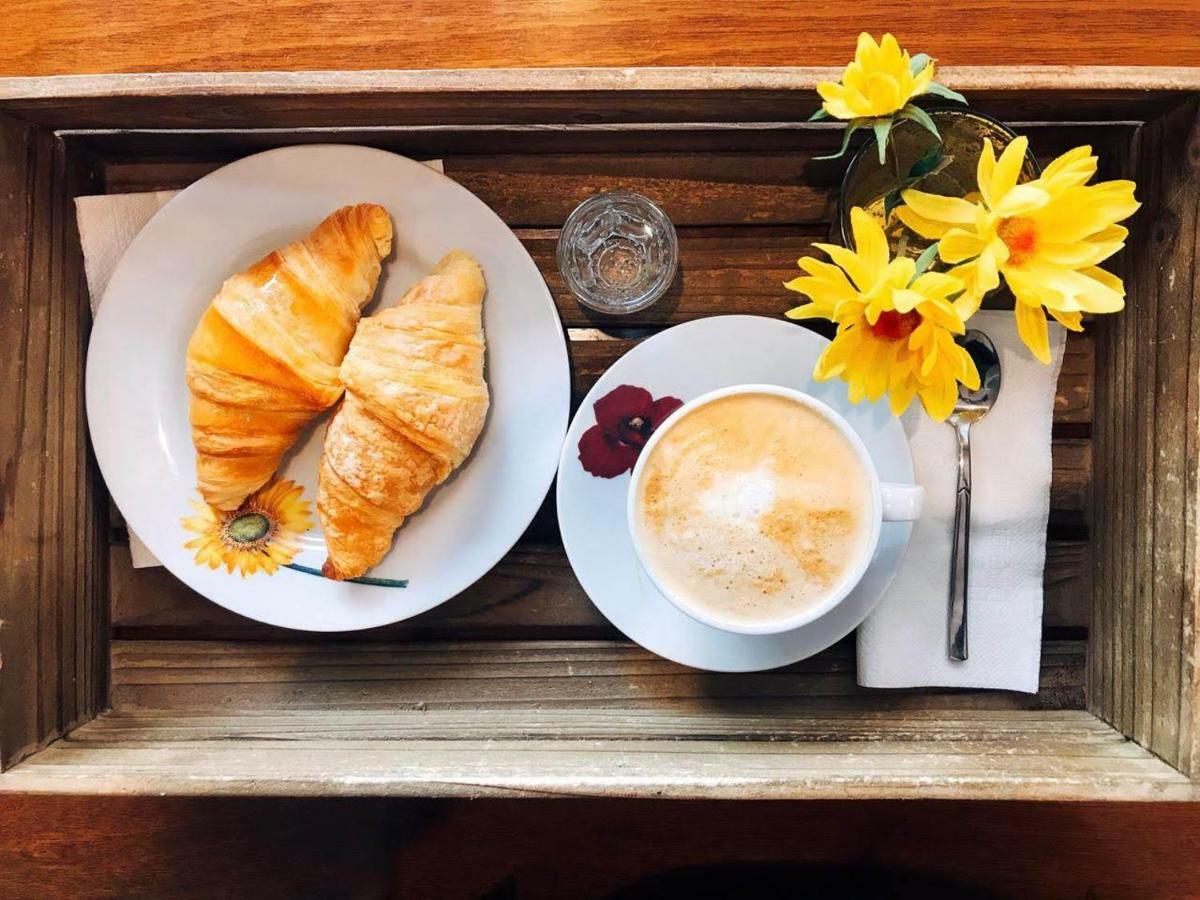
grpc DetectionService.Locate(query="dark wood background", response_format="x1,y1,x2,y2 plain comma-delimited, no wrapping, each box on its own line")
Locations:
7,4,1200,897
4,796,1200,898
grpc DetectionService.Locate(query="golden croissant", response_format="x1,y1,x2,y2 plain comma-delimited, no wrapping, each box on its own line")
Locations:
186,204,393,510
318,251,489,580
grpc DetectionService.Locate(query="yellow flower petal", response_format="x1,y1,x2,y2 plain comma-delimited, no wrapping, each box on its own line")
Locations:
911,60,935,96
976,139,998,208
1048,308,1085,331
813,242,875,293
1080,265,1126,299
939,228,986,264
910,270,965,303
1030,181,1139,243
816,82,858,120
891,288,925,313
882,256,917,289
1037,144,1097,193
1036,240,1115,269
957,348,981,390
850,207,889,281
855,31,882,68
988,136,1030,209
894,205,954,240
992,183,1050,218
888,378,918,415
900,189,979,225
919,375,959,422
979,247,1003,293
785,301,832,320
865,72,903,115
878,33,903,70
1015,300,1052,363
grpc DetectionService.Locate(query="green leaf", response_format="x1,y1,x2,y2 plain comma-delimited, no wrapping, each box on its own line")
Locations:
924,81,968,105
908,145,943,179
911,242,941,281
898,103,941,141
883,189,903,219
909,52,933,76
807,107,831,121
813,121,861,161
873,119,892,165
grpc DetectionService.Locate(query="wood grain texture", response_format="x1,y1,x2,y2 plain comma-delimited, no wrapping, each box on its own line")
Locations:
6,2,1200,76
4,709,1190,800
0,113,105,771
7,796,1200,899
1,69,1193,131
107,538,1092,642
96,132,1097,648
1090,98,1200,774
101,639,1087,715
5,69,1193,803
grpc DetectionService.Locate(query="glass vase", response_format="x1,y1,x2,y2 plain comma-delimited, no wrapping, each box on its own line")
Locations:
836,108,1040,261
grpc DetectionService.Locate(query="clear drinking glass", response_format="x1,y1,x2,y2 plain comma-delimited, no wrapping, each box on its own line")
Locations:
557,190,678,315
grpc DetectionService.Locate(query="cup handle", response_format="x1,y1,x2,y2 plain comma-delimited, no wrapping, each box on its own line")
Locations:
880,483,924,521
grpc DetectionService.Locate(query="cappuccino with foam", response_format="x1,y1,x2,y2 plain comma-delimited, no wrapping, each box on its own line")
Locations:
632,392,872,629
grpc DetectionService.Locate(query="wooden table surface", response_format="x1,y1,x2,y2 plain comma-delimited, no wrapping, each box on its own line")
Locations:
8,0,1200,75
7,3,1200,897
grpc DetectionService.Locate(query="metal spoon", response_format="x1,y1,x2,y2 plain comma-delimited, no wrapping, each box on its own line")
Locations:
946,329,1002,661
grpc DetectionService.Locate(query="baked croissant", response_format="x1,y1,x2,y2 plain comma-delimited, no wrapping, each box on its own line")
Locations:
186,204,393,510
318,251,489,580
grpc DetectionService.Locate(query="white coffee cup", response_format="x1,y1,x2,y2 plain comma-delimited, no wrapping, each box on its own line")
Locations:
626,384,923,635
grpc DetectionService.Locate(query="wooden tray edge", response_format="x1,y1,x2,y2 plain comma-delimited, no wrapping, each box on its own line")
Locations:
1,65,1199,102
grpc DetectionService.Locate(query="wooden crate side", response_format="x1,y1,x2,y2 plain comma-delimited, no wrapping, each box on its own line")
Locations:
0,67,1195,130
0,114,107,771
1090,98,1200,773
0,709,1191,801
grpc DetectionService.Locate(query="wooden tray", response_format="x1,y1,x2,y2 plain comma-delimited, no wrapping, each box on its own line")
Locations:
1,67,1197,799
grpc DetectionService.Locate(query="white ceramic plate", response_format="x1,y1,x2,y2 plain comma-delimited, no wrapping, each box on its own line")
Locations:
87,145,569,632
556,316,914,672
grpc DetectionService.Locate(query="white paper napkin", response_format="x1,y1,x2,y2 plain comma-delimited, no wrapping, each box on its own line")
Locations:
78,160,445,568
856,309,1066,693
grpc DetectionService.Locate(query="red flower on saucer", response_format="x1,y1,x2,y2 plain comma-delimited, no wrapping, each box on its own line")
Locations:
578,384,684,478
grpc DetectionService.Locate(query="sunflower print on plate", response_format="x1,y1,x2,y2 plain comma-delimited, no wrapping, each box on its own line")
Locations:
182,478,312,577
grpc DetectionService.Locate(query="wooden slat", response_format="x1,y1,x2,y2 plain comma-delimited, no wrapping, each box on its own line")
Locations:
1090,98,1200,774
0,114,106,771
71,707,1123,745
97,123,1133,226
0,68,1194,130
3,710,1190,801
1050,438,1091,515
71,120,1138,162
108,538,1092,642
104,639,1086,713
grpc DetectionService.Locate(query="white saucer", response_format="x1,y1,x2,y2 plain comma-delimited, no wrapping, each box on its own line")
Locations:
556,315,914,671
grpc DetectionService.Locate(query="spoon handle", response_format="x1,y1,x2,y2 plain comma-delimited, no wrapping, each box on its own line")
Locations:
948,421,971,661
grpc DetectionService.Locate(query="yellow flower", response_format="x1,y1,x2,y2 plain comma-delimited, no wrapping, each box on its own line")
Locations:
785,207,980,421
182,478,313,577
817,33,935,120
897,137,1140,362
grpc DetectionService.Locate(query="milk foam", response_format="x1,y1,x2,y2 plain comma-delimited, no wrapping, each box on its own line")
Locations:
634,393,872,627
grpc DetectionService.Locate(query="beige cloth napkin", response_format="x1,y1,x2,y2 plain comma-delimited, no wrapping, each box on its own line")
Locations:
78,160,444,568
856,310,1066,693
